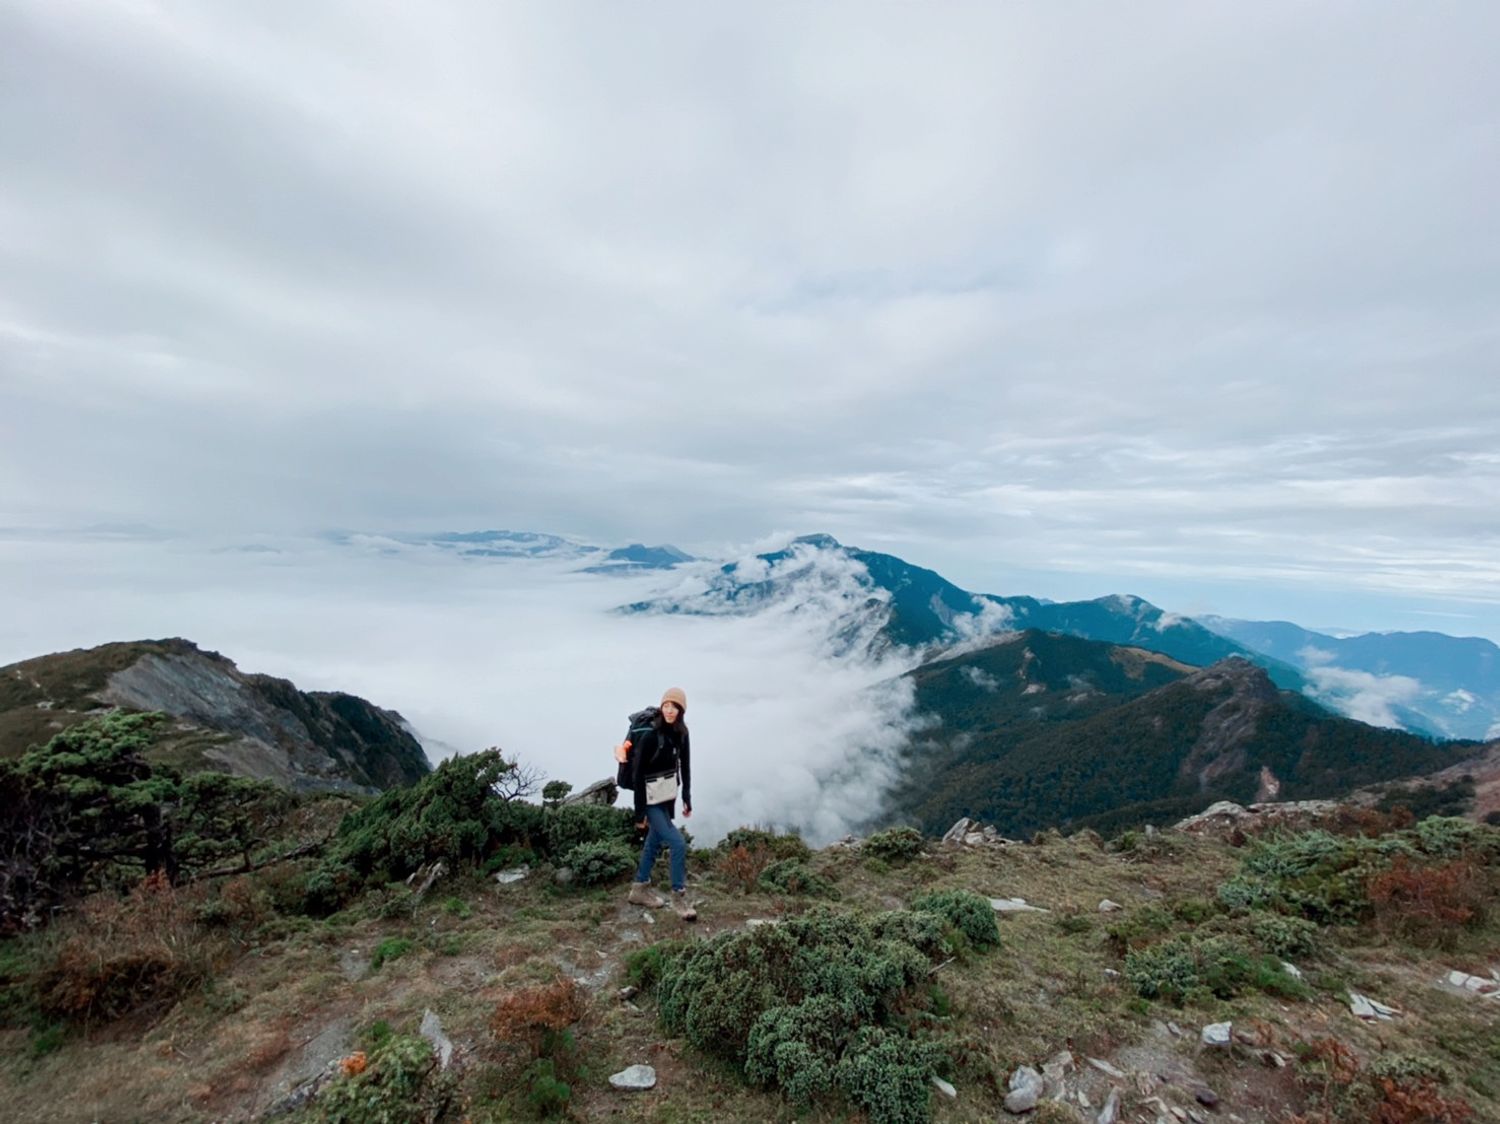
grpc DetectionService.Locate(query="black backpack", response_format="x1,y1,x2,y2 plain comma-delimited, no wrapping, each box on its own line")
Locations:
615,707,660,787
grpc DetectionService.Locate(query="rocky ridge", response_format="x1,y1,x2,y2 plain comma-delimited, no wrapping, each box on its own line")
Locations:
0,638,430,793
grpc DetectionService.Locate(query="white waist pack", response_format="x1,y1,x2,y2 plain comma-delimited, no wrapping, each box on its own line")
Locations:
645,772,678,805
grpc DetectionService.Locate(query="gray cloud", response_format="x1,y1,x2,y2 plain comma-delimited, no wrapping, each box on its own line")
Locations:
2,2,1499,639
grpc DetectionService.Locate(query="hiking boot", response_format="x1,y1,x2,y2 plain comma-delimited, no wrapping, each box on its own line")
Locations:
670,889,697,922
627,881,666,908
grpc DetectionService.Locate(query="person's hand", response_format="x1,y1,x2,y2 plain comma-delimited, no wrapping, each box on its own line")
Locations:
683,804,692,818
636,819,648,831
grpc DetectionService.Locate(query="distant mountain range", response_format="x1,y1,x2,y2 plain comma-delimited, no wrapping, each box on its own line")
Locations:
0,639,431,793
335,529,694,572
1199,617,1499,741
314,525,1498,747
623,533,1498,742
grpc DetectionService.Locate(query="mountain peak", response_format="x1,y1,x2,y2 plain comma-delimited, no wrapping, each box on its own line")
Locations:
790,533,844,550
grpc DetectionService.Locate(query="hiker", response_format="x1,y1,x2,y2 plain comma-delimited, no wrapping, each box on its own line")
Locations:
624,687,696,920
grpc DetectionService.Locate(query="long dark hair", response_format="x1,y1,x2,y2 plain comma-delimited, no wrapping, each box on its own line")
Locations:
653,707,688,739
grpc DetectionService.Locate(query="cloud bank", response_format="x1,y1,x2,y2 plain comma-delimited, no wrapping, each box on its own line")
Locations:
0,532,921,844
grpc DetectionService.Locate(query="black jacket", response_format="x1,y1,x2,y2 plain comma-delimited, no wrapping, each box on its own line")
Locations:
629,720,691,820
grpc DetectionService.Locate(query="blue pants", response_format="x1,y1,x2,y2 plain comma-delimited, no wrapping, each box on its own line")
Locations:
635,804,686,891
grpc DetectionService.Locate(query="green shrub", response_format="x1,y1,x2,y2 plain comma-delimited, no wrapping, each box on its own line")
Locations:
440,896,472,919
623,941,687,992
835,1025,946,1124
720,827,812,863
868,910,948,956
311,1033,454,1123
28,1023,65,1058
360,1019,394,1051
655,907,946,1122
1054,913,1094,936
1125,933,1303,1005
482,845,537,874
1171,897,1217,924
1103,905,1174,954
909,890,999,950
1216,876,1276,913
1220,820,1500,931
1412,816,1489,858
560,841,635,887
377,889,415,920
371,937,414,971
301,754,638,912
542,804,635,857
758,859,839,898
1368,1052,1455,1086
863,827,924,862
1249,913,1321,959
524,1056,571,1117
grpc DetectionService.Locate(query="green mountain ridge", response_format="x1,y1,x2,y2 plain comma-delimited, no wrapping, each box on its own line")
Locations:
891,631,1476,839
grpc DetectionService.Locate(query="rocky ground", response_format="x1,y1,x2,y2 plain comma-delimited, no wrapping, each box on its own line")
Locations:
2,813,1497,1123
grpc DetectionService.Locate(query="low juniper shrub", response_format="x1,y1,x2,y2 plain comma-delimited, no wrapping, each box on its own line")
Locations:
559,841,635,887
655,906,950,1124
758,859,839,898
862,827,924,862
909,890,1000,950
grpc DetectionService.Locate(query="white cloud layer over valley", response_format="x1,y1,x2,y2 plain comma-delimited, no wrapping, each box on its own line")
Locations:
0,534,924,844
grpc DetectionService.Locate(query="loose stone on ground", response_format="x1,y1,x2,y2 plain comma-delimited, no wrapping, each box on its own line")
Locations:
609,1064,657,1090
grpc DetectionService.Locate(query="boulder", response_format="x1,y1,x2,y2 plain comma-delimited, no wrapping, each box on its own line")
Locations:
1443,969,1500,995
1098,899,1122,912
494,866,529,884
1004,1065,1044,1114
1096,1087,1122,1124
563,777,619,807
419,1009,453,1069
609,1064,657,1090
1348,992,1399,1020
992,897,1049,913
942,817,976,844
1042,1048,1076,1085
1174,798,1345,837
931,1075,957,1099
1200,1022,1232,1048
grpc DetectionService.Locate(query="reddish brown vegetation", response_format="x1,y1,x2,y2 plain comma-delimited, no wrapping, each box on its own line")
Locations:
717,843,772,893
1292,1037,1474,1124
1375,1078,1473,1124
38,871,220,1022
1368,856,1486,946
489,977,585,1056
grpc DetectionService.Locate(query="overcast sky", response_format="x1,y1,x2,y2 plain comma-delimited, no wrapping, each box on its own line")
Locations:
3,2,1499,641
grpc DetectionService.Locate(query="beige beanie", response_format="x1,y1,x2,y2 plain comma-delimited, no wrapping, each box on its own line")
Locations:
660,687,687,713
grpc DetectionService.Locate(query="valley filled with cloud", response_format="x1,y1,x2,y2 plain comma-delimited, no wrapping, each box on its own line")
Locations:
0,531,932,844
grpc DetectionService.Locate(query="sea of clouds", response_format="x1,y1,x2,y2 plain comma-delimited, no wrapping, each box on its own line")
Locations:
0,531,926,844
